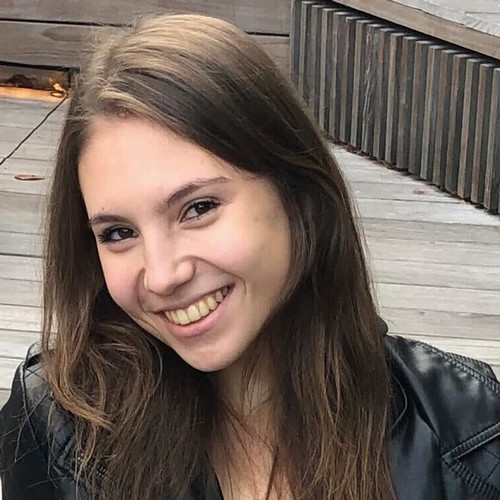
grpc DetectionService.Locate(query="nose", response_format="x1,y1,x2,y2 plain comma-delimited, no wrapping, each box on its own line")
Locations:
142,235,195,296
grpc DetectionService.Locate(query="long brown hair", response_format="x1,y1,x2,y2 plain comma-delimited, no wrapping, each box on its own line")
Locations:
42,13,395,499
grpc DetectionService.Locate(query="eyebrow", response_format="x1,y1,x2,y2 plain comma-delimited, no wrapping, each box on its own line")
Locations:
88,175,230,227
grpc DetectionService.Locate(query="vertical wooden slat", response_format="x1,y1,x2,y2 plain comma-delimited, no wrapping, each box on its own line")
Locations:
309,4,324,119
318,8,335,132
384,31,406,166
338,14,362,143
457,58,485,200
361,22,384,156
432,49,461,188
471,63,494,205
396,35,420,170
408,40,433,175
297,1,317,106
444,53,469,194
290,0,302,88
420,43,446,181
373,27,396,160
328,10,350,140
350,19,371,150
484,67,500,212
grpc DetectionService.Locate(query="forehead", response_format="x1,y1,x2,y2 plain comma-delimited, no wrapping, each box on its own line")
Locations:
79,116,233,186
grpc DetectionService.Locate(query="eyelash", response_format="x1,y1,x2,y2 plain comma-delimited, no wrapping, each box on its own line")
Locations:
97,198,221,244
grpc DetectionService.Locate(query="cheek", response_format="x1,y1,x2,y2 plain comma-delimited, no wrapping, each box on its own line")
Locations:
98,253,140,311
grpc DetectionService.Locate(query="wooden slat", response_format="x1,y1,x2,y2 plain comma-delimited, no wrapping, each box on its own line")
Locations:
377,283,500,316
471,63,494,205
444,53,468,194
0,330,40,359
0,157,53,177
457,57,484,200
396,35,419,170
383,31,405,166
0,278,42,307
366,237,500,267
381,307,500,340
431,49,459,188
362,218,500,244
408,40,433,175
332,0,500,60
0,230,43,257
0,21,290,73
0,174,50,195
0,0,291,35
318,7,336,131
356,199,500,225
348,180,459,203
420,43,446,181
350,19,371,149
484,67,500,213
373,259,500,291
0,304,42,332
0,255,42,281
0,192,44,234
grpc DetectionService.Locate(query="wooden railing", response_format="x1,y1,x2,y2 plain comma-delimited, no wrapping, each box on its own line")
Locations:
291,1,500,214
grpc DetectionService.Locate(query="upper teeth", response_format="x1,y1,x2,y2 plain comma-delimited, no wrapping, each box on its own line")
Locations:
164,286,229,325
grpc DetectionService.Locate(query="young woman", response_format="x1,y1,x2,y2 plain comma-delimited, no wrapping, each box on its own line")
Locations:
1,13,499,500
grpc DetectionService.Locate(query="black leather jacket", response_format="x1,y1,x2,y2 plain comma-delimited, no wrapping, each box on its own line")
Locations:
2,331,500,499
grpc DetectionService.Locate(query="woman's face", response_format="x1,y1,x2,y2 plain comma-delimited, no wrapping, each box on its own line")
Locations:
79,117,291,372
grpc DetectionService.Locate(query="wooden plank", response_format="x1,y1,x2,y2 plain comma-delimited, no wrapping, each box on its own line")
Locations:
0,330,40,359
484,67,500,213
420,43,446,181
377,283,500,315
381,307,500,340
0,21,290,73
408,40,433,175
297,1,319,105
348,181,460,203
0,230,43,257
372,27,395,159
0,278,42,307
471,63,495,205
373,259,500,291
0,255,42,282
350,19,371,149
396,35,420,170
432,49,460,188
383,31,405,166
0,0,291,35
356,199,500,225
0,174,50,195
318,7,336,131
443,53,468,194
0,304,42,332
332,0,500,59
366,237,500,267
457,57,485,200
338,14,362,143
362,218,500,244
0,157,53,177
361,22,385,155
0,192,44,234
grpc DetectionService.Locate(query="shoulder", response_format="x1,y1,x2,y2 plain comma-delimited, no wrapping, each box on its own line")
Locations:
0,343,77,498
385,334,500,499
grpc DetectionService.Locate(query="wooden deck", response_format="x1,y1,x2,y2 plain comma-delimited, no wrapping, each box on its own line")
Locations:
1,89,500,409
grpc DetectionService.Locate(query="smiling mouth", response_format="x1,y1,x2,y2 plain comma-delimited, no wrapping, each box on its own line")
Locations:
163,286,230,326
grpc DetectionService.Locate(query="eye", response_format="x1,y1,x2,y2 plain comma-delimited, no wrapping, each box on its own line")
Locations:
182,198,220,222
98,227,136,244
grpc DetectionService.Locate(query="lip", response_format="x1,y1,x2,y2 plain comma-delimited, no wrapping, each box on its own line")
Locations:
156,285,234,340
